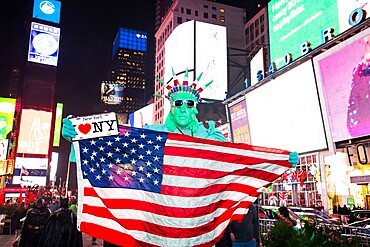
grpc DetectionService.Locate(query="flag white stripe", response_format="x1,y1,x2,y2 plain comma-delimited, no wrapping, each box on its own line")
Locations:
83,180,254,208
164,155,288,174
82,195,256,228
81,212,233,247
162,173,271,189
166,139,289,160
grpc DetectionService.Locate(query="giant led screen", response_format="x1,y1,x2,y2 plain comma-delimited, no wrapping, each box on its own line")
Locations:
12,157,48,186
165,21,228,101
228,96,251,144
52,103,63,147
101,81,124,105
314,27,370,142
195,21,228,100
28,22,60,66
245,61,327,153
32,0,61,24
112,28,147,58
250,48,265,86
17,109,52,155
128,103,154,128
0,97,16,140
268,0,370,70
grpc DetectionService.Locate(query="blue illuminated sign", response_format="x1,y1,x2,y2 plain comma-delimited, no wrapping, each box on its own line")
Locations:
33,0,61,24
112,28,147,58
28,22,60,66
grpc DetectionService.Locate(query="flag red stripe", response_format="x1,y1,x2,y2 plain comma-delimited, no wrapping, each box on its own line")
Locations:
84,187,259,218
81,200,253,239
167,132,290,155
161,181,265,197
80,221,152,247
164,146,291,168
163,163,283,181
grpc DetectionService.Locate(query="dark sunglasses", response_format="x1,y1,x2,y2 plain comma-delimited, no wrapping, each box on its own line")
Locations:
172,100,196,108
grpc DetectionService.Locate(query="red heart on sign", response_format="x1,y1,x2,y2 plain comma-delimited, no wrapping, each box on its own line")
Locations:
78,123,91,135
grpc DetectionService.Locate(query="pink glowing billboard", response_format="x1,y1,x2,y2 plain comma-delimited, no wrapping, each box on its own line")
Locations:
314,28,370,142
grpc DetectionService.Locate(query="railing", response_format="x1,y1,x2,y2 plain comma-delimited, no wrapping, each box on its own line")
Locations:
259,219,276,238
342,225,370,247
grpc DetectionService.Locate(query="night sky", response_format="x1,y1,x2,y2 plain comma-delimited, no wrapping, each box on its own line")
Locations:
0,0,267,189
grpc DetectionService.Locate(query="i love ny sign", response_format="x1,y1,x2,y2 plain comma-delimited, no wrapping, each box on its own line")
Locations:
69,112,119,140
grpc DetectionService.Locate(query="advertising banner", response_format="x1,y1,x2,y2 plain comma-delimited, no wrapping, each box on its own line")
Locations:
245,61,327,153
268,0,370,70
53,102,63,146
314,27,370,142
28,22,60,66
0,140,9,161
12,157,48,186
17,109,52,155
32,0,61,24
101,82,124,105
0,97,16,140
228,97,251,144
128,104,154,128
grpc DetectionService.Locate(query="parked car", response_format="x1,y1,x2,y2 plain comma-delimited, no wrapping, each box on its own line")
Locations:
289,207,341,225
259,205,304,229
346,210,370,224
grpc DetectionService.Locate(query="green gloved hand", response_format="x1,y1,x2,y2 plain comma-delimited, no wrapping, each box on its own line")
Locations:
288,152,299,168
62,117,77,142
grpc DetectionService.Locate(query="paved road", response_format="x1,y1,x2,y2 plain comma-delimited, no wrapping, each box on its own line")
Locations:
0,232,104,246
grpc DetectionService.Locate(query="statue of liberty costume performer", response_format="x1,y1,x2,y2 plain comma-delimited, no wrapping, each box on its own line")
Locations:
62,68,298,246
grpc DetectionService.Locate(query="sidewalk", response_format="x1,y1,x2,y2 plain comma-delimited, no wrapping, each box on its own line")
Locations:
0,232,104,246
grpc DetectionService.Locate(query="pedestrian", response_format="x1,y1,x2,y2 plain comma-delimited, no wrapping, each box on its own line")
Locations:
278,206,299,234
38,198,83,247
12,202,28,246
333,205,338,214
18,199,50,247
49,198,59,213
230,202,259,247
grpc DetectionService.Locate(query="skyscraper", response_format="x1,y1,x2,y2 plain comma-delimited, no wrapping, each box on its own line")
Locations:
102,27,148,116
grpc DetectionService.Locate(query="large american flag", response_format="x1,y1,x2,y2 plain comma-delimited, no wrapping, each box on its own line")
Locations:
73,125,291,247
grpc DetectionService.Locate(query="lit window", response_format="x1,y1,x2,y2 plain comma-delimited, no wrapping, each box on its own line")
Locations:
220,16,225,22
220,8,225,13
212,14,216,21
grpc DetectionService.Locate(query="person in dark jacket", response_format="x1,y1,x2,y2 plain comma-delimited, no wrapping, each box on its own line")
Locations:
230,203,259,247
19,199,51,247
38,198,83,247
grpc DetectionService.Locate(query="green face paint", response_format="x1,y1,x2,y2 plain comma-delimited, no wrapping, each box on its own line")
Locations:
170,92,198,129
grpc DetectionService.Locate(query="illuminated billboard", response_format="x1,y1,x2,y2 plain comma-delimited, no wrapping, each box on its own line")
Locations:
12,157,48,186
268,0,370,70
128,103,154,128
0,97,16,140
50,152,59,183
32,0,61,24
0,140,9,161
268,1,339,70
101,81,124,105
314,27,370,142
17,109,52,155
250,48,265,86
112,27,147,58
245,61,327,153
195,21,227,100
53,103,63,147
228,96,251,144
28,22,60,66
164,21,228,101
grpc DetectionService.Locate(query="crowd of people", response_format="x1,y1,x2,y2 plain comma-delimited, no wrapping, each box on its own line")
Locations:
8,196,89,247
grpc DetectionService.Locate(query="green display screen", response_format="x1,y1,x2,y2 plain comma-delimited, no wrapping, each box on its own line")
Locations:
268,0,340,70
0,97,16,140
